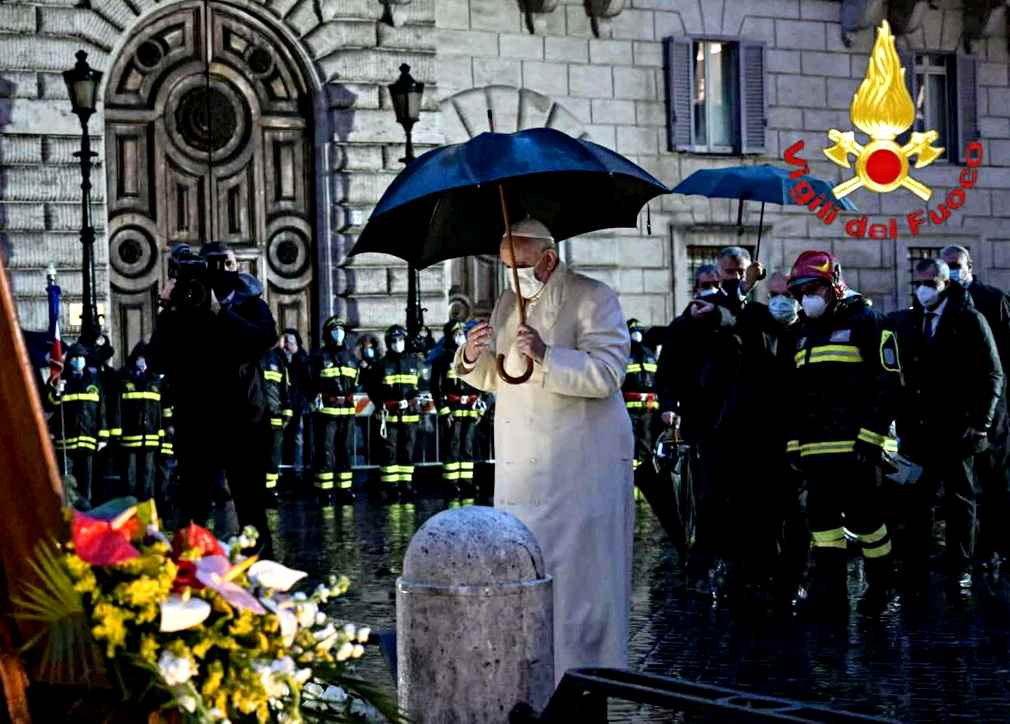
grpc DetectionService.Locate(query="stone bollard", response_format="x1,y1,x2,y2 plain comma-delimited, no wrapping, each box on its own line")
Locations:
397,506,554,722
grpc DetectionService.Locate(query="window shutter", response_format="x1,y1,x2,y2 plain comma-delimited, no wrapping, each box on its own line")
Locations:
738,40,767,155
956,54,979,163
665,37,693,151
897,49,917,147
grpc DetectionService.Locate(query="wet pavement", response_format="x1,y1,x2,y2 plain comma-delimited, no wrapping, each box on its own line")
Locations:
265,487,1010,723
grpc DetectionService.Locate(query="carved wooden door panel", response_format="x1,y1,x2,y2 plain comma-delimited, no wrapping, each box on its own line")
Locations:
104,0,315,361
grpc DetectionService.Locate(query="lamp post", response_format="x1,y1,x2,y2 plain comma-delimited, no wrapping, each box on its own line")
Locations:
63,50,102,348
388,64,425,347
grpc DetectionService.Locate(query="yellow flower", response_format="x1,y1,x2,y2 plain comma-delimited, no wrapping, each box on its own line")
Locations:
201,661,224,697
91,603,128,657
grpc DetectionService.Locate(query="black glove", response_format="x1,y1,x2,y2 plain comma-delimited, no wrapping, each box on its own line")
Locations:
853,438,884,468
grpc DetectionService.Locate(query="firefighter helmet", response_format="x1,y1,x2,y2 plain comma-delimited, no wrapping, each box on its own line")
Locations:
788,250,846,297
627,318,643,332
385,324,408,347
322,316,346,335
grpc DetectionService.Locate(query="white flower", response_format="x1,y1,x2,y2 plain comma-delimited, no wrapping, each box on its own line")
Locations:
293,592,308,602
342,623,357,639
296,601,319,628
158,651,193,686
304,683,324,698
242,525,259,540
352,644,365,659
336,642,354,662
209,708,230,722
321,685,347,703
356,626,371,644
177,694,197,713
249,561,308,592
313,623,337,642
260,596,298,647
314,611,327,626
252,660,290,701
159,594,211,633
295,667,312,685
314,584,330,602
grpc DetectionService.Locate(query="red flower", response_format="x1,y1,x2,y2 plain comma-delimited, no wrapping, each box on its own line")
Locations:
71,511,140,566
172,523,224,560
172,559,203,592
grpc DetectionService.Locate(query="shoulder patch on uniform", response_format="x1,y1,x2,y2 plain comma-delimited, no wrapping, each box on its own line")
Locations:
125,382,135,391
829,329,852,343
86,385,99,395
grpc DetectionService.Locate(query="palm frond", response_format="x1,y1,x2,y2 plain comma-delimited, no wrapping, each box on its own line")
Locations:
302,667,409,724
10,539,101,684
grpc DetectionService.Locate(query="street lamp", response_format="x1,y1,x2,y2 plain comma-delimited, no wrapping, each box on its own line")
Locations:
63,50,102,348
388,64,425,346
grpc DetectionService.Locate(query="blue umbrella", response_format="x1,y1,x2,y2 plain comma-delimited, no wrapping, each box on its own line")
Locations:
351,127,670,269
671,164,857,260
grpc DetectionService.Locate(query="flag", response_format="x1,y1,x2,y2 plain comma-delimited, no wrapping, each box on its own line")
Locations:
46,271,63,384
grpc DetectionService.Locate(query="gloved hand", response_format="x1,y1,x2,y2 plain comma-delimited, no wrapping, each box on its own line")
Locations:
962,427,990,455
660,411,678,427
398,399,409,411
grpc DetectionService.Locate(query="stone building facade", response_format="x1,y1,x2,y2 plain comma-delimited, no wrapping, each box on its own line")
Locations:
2,0,1010,358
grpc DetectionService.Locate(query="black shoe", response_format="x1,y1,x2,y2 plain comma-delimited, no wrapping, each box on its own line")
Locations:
399,485,416,501
334,488,356,505
856,584,895,616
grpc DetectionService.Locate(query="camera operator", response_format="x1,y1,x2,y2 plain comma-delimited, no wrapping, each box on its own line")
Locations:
147,242,277,548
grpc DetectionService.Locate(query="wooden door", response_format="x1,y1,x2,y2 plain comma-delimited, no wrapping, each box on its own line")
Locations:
104,0,315,361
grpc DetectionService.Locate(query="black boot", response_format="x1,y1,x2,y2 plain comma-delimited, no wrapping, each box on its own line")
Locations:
857,556,897,616
796,547,849,619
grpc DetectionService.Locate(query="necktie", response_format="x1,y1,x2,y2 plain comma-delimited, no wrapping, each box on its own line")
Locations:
924,311,936,340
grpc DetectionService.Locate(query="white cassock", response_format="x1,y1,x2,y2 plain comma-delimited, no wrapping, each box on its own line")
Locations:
454,261,635,683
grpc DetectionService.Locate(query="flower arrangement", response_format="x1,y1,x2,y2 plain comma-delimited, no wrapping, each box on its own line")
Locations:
13,498,401,723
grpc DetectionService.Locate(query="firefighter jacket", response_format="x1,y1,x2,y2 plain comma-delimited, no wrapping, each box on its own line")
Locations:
158,373,175,457
432,345,482,419
112,371,164,450
368,352,420,419
261,348,292,428
623,342,658,410
311,345,358,419
886,282,1004,456
44,370,108,452
787,295,898,459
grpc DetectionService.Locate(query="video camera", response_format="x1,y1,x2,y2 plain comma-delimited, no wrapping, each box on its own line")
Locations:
166,244,227,310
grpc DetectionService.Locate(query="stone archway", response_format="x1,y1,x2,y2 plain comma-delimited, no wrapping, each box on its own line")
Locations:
103,0,317,358
439,85,589,321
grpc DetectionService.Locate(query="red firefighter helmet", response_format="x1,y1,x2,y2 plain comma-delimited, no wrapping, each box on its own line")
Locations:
788,250,846,298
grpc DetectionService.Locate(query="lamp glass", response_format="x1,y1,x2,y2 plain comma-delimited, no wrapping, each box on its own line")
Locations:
71,78,99,113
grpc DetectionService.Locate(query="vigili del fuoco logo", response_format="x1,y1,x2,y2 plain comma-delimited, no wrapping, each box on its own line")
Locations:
783,20,983,240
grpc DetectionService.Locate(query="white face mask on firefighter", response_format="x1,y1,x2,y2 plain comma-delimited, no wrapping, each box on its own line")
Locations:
508,253,547,299
802,294,828,319
630,331,643,343
769,296,799,324
330,328,345,345
916,284,943,309
453,333,466,347
391,339,405,354
69,357,85,373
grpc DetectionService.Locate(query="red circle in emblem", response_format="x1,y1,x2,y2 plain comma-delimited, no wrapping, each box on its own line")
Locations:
865,148,903,185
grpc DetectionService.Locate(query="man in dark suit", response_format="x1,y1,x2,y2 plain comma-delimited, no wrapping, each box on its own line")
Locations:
941,245,1010,572
887,258,1004,598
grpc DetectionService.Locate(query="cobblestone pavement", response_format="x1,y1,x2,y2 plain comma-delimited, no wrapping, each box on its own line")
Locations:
268,494,1010,723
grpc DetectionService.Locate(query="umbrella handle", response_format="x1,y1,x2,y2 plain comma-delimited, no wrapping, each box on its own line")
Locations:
495,182,533,385
496,353,534,385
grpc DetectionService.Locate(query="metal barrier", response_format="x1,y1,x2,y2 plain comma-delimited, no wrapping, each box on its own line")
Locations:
512,668,898,723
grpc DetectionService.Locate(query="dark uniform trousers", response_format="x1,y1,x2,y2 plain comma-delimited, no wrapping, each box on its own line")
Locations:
439,400,479,486
315,407,355,492
381,409,419,487
625,395,657,471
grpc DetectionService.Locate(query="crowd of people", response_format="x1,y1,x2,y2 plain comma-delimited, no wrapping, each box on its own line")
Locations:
624,243,1010,615
40,235,1010,615
40,242,493,554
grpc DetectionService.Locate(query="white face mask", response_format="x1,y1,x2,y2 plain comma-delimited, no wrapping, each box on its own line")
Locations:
769,296,799,324
949,268,969,287
330,328,345,345
630,331,643,343
697,287,719,298
802,294,828,319
916,284,942,309
391,339,405,354
453,333,466,347
508,255,547,299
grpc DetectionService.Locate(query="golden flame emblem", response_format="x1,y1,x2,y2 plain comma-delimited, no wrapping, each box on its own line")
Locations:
824,21,943,201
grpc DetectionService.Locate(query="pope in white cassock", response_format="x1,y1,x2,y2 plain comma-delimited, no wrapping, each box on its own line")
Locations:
453,217,635,682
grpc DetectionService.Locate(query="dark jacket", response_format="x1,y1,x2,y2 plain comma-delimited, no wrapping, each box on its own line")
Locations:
655,294,777,444
369,352,420,411
788,294,897,458
261,348,291,422
112,346,164,449
887,282,1004,457
310,344,358,416
147,272,277,441
44,368,108,452
623,342,658,396
431,343,481,416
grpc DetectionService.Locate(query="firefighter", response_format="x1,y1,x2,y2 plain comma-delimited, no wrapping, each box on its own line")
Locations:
112,342,164,501
44,342,109,507
623,318,659,473
371,324,421,498
432,320,483,497
261,339,292,503
786,251,899,616
311,316,358,502
157,372,176,511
